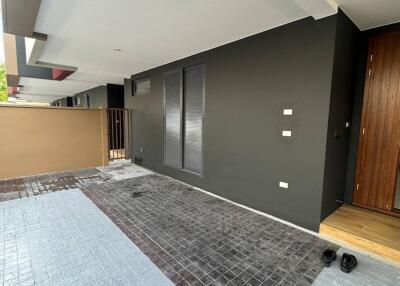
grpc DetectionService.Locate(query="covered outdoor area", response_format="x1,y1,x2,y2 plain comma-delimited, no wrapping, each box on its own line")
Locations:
0,161,398,286
2,0,400,285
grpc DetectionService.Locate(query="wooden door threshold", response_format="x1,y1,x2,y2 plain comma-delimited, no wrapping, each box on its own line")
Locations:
320,224,400,265
320,204,400,266
352,202,400,218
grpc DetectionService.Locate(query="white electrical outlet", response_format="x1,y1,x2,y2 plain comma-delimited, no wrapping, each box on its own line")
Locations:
282,130,292,137
283,109,293,115
279,181,289,189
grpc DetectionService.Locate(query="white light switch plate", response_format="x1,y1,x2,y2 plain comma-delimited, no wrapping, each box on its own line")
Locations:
279,181,289,189
282,130,292,137
283,109,293,115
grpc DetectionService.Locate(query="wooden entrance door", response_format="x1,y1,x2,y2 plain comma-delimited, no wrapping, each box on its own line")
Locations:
354,32,400,212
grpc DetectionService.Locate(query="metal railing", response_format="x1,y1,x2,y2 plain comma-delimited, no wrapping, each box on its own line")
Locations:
107,108,131,160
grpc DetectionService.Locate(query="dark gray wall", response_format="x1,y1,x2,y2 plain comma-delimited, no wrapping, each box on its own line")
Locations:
75,85,107,108
75,84,124,108
321,10,359,220
58,97,68,107
344,22,400,203
127,16,339,231
15,36,52,80
124,78,132,106
51,98,64,107
52,97,73,107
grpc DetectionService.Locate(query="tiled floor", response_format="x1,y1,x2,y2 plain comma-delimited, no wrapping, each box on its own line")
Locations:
0,189,173,286
0,160,398,286
313,248,400,286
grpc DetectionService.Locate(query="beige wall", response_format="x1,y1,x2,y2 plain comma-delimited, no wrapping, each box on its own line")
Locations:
3,33,19,87
4,33,18,76
0,106,109,179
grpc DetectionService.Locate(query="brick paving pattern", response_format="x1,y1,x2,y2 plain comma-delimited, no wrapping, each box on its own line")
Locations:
0,161,397,286
83,174,338,286
0,168,110,201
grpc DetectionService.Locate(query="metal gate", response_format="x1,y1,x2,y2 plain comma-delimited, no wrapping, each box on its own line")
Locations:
107,108,131,160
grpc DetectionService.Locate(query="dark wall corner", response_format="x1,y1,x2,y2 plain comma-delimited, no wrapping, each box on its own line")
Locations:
123,78,132,108
75,85,107,108
321,9,360,220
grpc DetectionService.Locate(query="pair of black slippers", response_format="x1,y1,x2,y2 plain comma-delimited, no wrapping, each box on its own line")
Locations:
321,249,358,273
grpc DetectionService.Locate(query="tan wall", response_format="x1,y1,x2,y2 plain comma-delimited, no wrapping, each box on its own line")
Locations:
3,33,19,87
4,33,18,76
0,106,109,179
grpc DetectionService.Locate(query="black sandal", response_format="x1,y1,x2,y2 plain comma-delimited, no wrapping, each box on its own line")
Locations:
340,253,358,273
321,249,337,267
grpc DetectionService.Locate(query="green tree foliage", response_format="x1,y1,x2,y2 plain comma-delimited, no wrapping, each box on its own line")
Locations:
0,63,7,102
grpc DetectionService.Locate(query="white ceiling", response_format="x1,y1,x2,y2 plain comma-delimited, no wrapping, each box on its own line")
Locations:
18,0,400,103
337,0,400,30
25,0,326,102
34,0,312,78
18,77,101,102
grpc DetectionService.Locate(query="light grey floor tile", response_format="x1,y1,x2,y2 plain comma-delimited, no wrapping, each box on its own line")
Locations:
0,189,173,286
312,247,400,286
97,160,152,181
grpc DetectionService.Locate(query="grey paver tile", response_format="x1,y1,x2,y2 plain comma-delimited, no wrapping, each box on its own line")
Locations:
0,186,174,286
0,161,398,285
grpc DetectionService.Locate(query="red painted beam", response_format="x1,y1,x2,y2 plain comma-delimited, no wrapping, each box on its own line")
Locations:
8,86,18,94
53,69,74,81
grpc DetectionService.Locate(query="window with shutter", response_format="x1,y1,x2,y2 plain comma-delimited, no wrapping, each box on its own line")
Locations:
183,64,204,174
164,69,182,168
164,64,204,174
